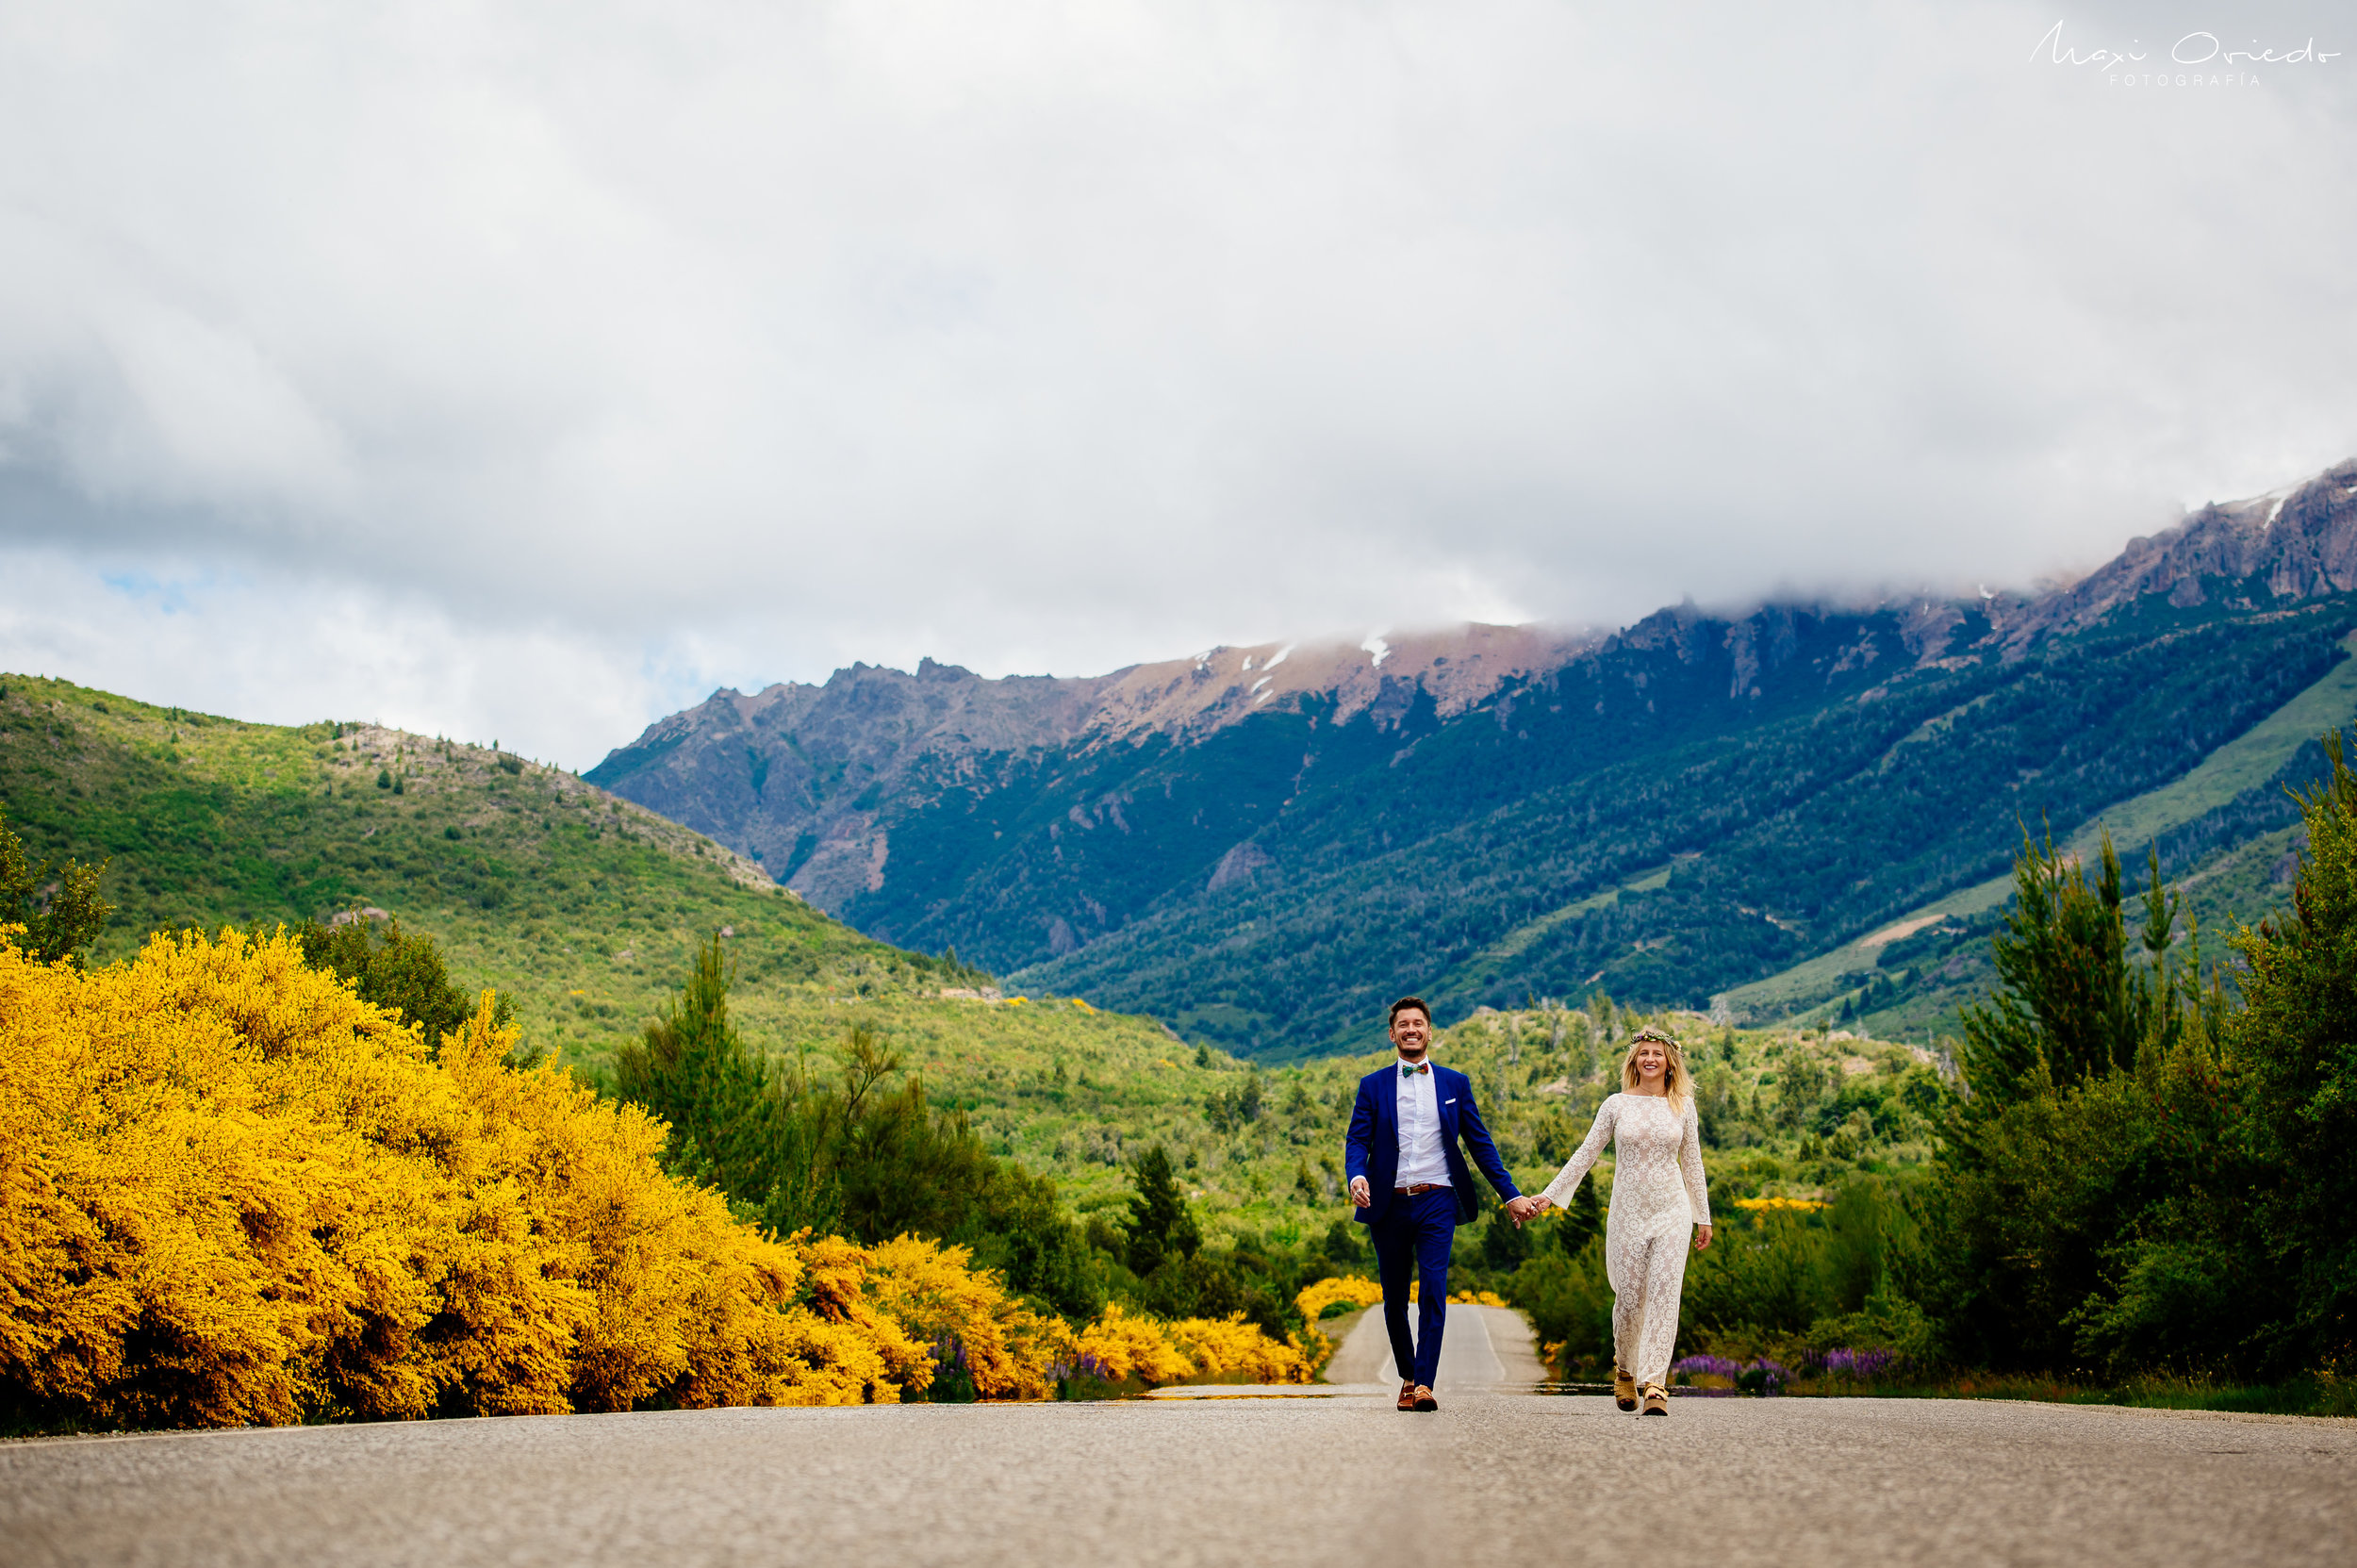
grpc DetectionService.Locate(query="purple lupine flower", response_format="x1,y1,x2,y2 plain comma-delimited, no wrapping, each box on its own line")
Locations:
1047,1352,1115,1384
1671,1354,1742,1380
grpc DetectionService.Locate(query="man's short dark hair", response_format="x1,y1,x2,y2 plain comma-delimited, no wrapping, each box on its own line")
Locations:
1388,996,1431,1027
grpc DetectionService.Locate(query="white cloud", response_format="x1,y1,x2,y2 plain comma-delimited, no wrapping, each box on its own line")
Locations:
0,548,684,764
2,0,2355,767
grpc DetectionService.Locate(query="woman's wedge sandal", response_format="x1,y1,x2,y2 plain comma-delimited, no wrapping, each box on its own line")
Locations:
1640,1383,1670,1416
1613,1365,1637,1411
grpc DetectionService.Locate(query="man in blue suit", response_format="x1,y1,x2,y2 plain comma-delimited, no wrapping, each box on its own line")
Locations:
1345,996,1538,1411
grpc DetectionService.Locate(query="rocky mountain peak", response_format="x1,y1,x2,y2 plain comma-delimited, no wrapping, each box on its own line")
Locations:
590,456,2357,916
1999,458,2357,642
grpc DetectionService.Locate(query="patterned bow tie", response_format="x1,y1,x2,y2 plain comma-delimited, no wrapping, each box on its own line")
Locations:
1400,1062,1429,1076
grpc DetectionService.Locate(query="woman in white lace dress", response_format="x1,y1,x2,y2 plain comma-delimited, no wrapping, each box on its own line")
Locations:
1530,1027,1712,1416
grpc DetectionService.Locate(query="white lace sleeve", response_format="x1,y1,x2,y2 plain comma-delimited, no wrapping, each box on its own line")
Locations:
1540,1095,1617,1210
1678,1098,1711,1226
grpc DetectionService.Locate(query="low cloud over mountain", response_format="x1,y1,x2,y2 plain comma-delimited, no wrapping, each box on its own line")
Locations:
590,461,2357,1056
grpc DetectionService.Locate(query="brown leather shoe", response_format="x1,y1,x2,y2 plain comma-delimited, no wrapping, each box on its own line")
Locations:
1614,1364,1637,1411
1412,1385,1440,1412
1397,1380,1417,1411
1640,1383,1669,1416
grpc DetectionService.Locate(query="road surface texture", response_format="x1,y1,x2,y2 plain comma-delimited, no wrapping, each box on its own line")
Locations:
4,1315,2349,1568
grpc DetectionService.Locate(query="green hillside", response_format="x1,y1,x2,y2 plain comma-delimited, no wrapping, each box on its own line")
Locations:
2,669,1935,1240
1724,634,2357,1038
0,674,1195,1204
0,672,873,1020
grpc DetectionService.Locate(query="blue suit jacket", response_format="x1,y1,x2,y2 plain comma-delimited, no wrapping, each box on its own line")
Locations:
1344,1062,1522,1226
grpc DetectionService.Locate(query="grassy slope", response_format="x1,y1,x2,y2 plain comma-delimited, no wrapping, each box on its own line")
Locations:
1838,823,2301,1044
1718,630,2357,1032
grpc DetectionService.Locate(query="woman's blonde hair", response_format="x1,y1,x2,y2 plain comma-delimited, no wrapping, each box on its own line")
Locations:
1620,1027,1690,1112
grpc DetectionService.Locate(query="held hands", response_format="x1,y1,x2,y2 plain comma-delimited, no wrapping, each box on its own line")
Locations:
1345,1183,1561,1227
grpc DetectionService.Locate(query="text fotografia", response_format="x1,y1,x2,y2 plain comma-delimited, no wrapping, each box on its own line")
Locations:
2031,21,2338,85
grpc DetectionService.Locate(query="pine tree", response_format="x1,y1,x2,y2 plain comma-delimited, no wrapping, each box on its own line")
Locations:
1123,1145,1201,1278
1558,1177,1604,1255
616,932,799,1214
1956,828,2182,1124
2229,731,2357,1362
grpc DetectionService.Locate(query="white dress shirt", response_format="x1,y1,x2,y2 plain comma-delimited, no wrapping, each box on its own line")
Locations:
1393,1058,1451,1188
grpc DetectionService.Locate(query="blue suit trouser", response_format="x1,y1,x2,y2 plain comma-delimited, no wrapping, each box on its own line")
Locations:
1371,1188,1455,1389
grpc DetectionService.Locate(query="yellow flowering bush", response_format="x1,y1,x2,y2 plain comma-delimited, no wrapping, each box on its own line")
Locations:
0,927,927,1427
1065,1304,1317,1387
1295,1275,1385,1320
0,926,1325,1424
1075,1303,1198,1385
858,1233,1077,1400
1162,1313,1316,1383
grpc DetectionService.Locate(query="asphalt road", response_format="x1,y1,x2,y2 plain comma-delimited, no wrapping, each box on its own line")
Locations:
1317,1301,1551,1389
4,1383,2349,1567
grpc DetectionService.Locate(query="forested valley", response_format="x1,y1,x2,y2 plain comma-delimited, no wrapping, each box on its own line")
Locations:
588,460,2357,1062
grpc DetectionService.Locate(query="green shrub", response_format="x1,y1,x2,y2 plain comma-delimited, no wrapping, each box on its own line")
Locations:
1510,1239,1614,1376
295,915,514,1053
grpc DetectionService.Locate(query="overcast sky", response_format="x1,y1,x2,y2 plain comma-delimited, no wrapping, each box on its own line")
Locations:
4,1,2354,768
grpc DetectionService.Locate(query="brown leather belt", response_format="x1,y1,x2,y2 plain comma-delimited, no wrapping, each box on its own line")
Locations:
1395,1183,1447,1196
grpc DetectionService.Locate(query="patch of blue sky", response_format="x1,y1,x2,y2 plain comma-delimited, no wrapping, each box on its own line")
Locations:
100,568,238,616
